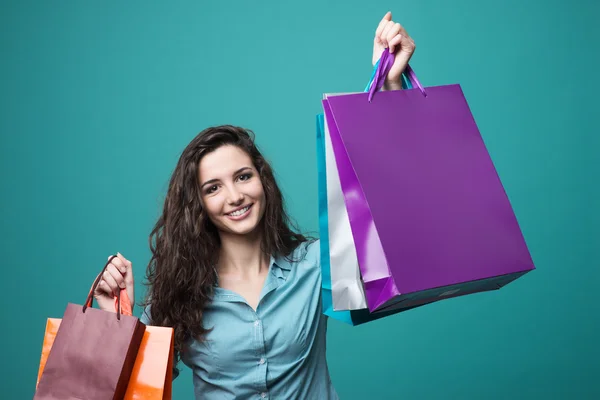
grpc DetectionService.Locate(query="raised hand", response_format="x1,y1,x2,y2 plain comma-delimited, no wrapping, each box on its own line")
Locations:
372,11,416,90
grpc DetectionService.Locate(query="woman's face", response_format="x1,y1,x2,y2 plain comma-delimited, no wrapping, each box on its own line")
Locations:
198,145,266,237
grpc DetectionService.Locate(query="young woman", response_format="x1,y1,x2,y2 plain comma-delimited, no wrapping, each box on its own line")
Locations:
93,12,416,399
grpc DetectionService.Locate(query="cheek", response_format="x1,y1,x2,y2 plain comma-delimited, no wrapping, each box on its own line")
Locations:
251,181,266,202
255,183,267,215
203,196,223,221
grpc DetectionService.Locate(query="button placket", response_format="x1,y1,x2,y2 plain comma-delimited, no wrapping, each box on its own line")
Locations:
252,311,268,394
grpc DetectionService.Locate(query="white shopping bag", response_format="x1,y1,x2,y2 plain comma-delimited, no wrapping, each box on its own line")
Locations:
323,94,368,311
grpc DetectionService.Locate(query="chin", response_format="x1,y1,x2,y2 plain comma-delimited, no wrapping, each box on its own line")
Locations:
220,217,262,237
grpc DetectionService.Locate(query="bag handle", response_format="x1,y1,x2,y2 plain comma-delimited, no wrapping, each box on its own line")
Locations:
366,50,427,101
83,255,133,320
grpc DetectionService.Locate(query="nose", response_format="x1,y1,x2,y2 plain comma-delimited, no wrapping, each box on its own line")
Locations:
225,184,244,206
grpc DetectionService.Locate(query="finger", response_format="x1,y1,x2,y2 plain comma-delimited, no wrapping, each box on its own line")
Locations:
398,26,413,45
380,21,395,48
108,254,127,274
399,35,416,55
102,270,120,295
375,14,391,45
388,33,403,54
97,279,115,298
106,264,126,289
386,23,402,43
116,252,133,285
392,35,416,74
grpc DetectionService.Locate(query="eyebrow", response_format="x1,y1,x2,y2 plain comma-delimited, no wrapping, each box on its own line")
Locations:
200,167,253,189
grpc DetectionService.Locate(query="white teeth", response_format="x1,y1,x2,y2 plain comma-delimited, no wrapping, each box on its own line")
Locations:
229,206,250,217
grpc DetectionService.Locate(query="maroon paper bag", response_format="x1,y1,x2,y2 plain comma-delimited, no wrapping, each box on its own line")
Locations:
34,256,146,400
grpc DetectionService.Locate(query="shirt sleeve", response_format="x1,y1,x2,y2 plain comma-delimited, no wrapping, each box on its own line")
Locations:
303,239,330,319
139,305,152,325
310,239,323,287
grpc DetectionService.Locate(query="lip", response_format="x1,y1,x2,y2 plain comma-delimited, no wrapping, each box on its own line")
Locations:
225,204,253,221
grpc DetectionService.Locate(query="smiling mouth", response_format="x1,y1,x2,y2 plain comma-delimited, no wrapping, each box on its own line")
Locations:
226,204,253,217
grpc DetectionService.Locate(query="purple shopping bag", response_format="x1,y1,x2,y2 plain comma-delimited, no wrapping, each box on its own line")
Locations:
323,51,535,313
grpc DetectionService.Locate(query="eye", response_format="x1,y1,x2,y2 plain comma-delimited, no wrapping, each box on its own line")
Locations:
206,185,219,194
237,173,252,182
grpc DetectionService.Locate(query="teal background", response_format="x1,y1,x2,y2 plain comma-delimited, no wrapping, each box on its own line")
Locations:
1,0,598,398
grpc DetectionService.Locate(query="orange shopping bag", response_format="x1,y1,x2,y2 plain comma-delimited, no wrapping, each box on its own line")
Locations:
37,288,174,400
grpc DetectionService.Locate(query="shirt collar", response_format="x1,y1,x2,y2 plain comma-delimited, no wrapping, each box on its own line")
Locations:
213,253,291,300
269,253,291,280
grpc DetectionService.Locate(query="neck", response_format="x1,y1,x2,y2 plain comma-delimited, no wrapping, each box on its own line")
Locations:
217,229,269,277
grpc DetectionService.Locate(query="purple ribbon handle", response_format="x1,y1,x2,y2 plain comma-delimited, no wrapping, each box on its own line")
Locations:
367,50,427,102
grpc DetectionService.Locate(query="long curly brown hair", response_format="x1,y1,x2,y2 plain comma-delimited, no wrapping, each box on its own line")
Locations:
142,125,308,371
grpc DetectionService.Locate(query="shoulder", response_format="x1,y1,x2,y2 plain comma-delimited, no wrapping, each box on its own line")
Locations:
286,238,321,270
304,239,321,265
289,238,319,259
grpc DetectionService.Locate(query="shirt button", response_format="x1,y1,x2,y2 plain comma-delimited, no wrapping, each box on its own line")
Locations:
254,320,260,327
261,393,267,398
259,357,266,365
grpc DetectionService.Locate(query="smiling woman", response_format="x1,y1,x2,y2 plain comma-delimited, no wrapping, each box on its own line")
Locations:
136,125,329,398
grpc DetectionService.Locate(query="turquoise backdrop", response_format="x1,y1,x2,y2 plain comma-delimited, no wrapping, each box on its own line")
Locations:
1,0,598,398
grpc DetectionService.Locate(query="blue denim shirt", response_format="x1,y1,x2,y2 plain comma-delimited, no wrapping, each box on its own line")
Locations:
141,240,339,399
